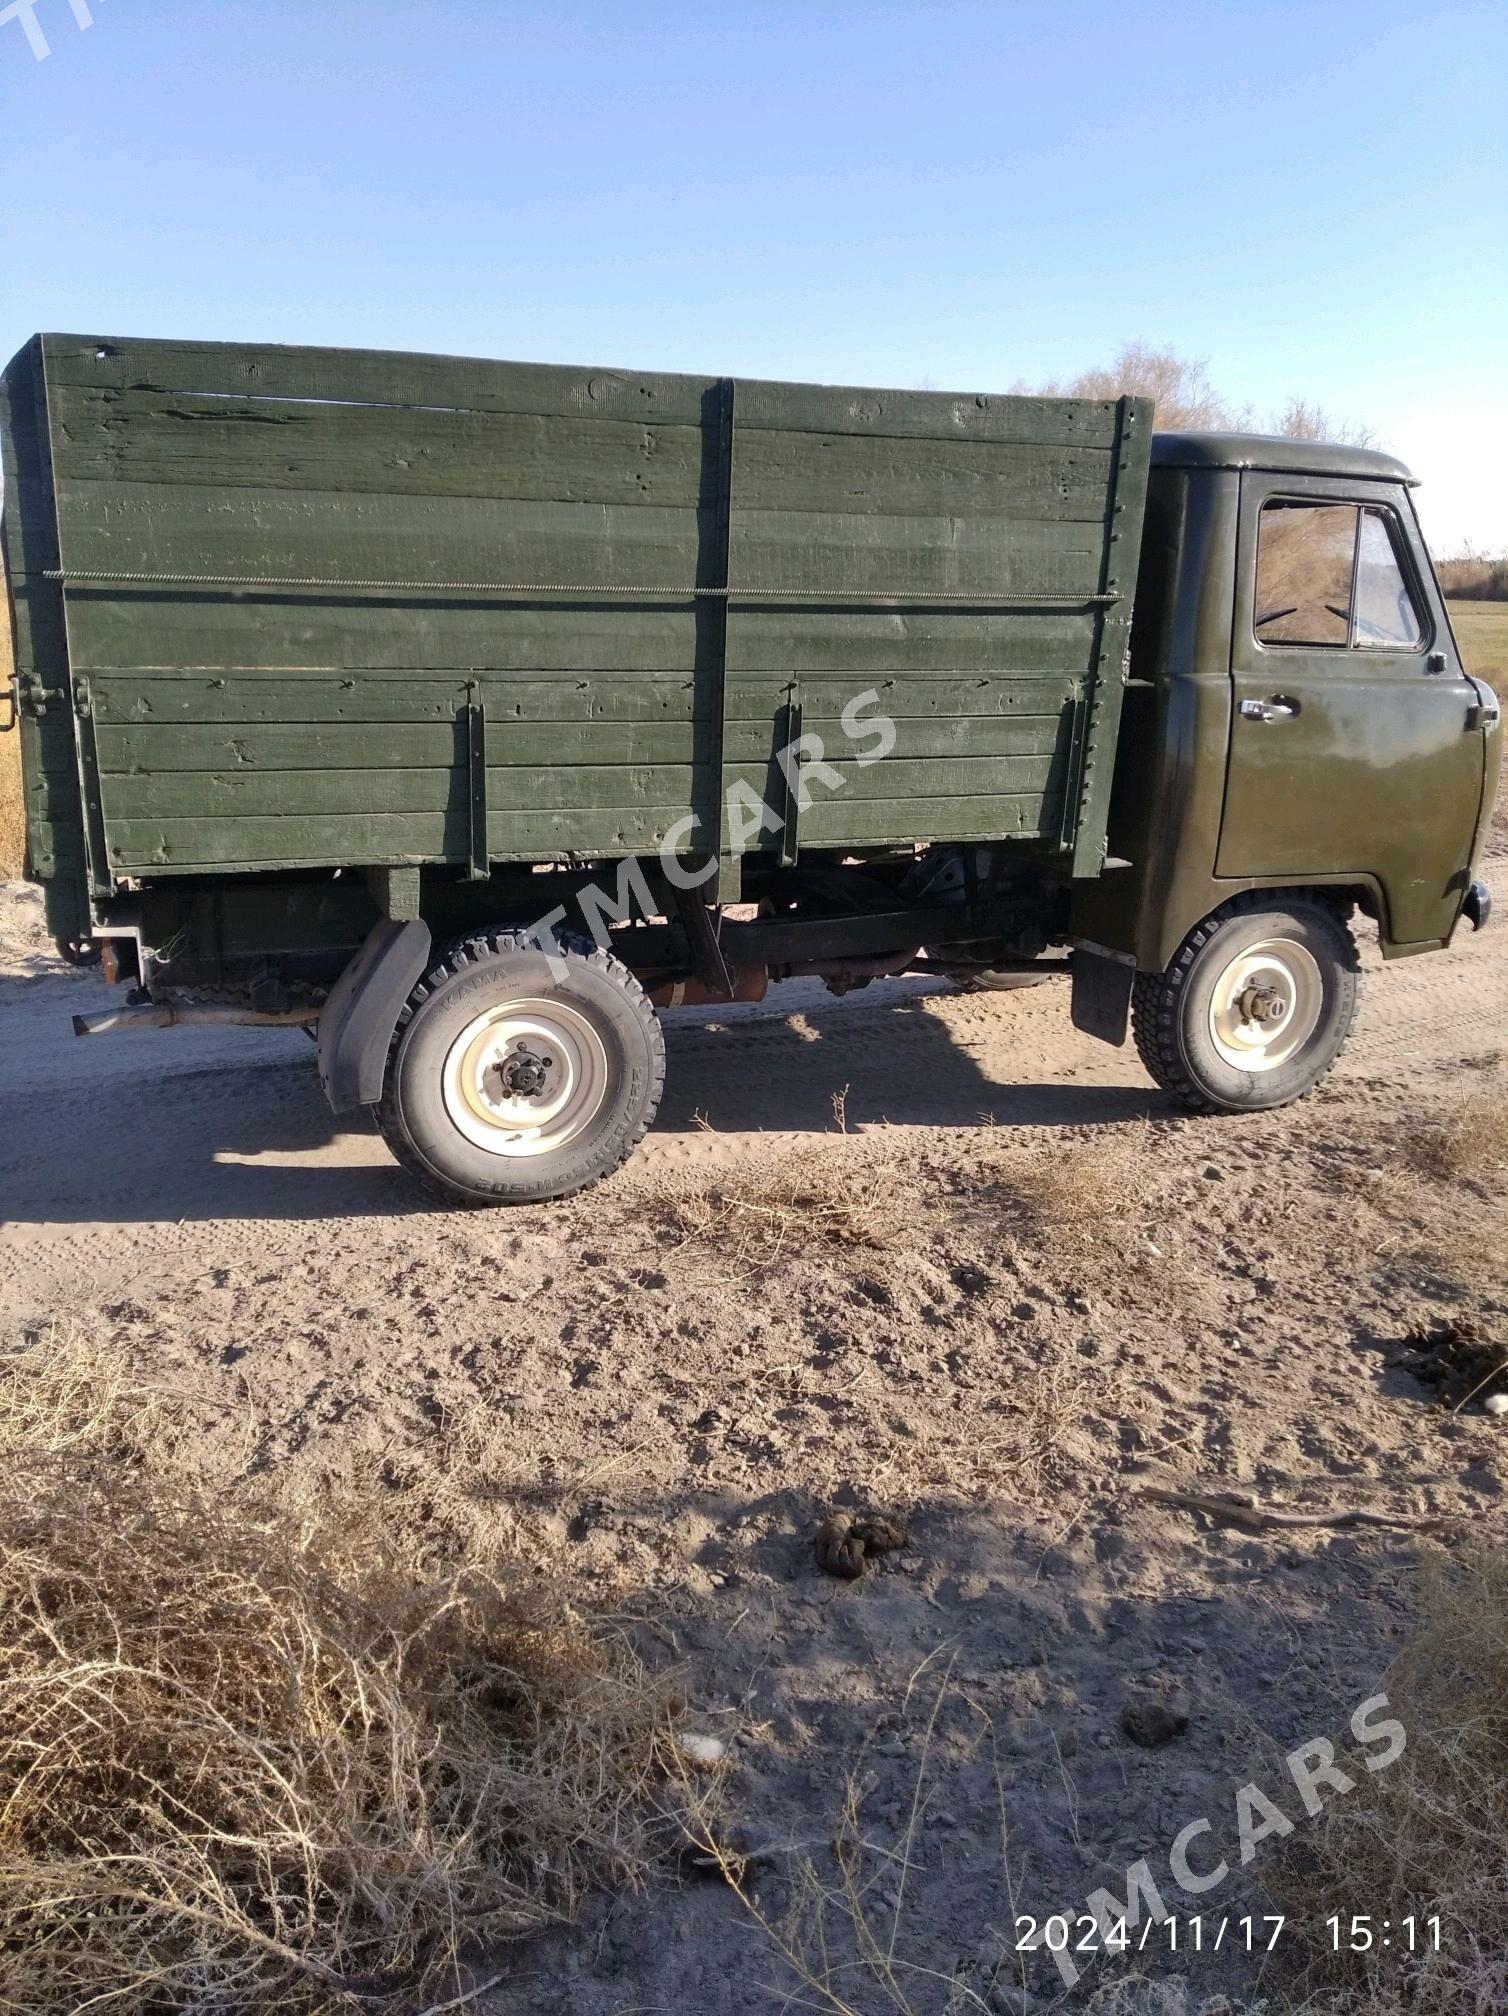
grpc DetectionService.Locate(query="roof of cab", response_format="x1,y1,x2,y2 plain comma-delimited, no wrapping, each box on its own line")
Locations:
1150,431,1416,486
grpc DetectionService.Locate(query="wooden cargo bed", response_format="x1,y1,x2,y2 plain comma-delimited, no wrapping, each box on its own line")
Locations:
2,334,1150,903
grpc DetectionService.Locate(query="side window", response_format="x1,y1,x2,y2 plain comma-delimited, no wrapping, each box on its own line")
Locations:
1354,508,1424,649
1254,503,1357,646
1254,499,1426,652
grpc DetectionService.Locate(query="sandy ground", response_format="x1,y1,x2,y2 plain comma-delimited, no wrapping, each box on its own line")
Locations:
3,875,1508,2014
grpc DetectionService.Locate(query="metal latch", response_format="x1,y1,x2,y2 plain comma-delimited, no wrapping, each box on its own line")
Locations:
1465,677,1500,732
17,673,67,719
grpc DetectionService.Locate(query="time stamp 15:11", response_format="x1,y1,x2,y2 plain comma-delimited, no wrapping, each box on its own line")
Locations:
1011,1913,1443,1955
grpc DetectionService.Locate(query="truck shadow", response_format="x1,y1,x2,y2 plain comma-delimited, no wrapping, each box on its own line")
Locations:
0,976,1157,1227
652,975,1156,1135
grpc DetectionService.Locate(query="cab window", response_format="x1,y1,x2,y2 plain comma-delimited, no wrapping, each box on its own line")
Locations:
1354,508,1424,649
1254,500,1425,651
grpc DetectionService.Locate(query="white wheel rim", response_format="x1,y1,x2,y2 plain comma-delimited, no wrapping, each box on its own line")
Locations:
441,998,609,1157
1207,937,1324,1072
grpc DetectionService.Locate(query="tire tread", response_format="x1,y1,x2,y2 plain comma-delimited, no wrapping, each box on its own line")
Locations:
376,931,665,1207
1131,891,1360,1114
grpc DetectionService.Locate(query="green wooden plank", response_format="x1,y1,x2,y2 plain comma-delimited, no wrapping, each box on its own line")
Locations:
91,673,699,723
725,609,1096,676
4,574,69,674
486,807,701,857
733,429,1112,520
723,674,1079,719
1,346,60,578
103,763,701,820
93,678,469,725
67,599,707,675
23,766,86,820
726,754,1061,806
729,511,1104,597
104,811,456,870
50,384,711,508
797,794,1064,848
723,714,1068,762
103,804,696,870
3,342,90,902
102,749,1063,824
98,720,702,773
733,378,1120,447
482,675,700,721
55,482,709,589
42,335,718,428
67,595,1100,682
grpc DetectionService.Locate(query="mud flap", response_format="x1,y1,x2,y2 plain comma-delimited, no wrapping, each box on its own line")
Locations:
317,918,432,1113
1071,945,1134,1047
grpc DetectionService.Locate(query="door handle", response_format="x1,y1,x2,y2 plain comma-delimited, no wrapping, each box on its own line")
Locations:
1240,697,1299,723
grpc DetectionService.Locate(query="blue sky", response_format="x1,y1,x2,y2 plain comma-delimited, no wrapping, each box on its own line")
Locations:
3,0,1504,546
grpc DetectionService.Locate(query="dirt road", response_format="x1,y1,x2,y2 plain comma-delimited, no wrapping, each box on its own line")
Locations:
3,879,1506,2015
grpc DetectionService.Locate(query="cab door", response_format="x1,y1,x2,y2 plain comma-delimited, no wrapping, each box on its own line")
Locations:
1218,473,1485,946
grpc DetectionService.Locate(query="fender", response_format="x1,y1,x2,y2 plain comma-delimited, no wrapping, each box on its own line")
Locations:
317,918,432,1114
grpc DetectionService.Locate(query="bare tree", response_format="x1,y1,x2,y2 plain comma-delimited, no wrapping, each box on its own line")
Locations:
1021,343,1373,444
1023,343,1236,430
1269,394,1375,446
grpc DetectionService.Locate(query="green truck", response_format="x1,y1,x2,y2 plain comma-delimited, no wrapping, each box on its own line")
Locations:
3,334,1498,1204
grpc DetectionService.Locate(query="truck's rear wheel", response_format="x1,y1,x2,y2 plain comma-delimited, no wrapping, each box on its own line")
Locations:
1131,894,1359,1114
377,931,664,1205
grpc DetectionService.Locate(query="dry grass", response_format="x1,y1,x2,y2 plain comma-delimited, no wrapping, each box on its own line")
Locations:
1404,1094,1508,1185
0,1319,223,1469
0,1328,682,2014
651,1135,912,1274
963,1124,1173,1301
1278,1544,1508,2016
1004,1128,1159,1258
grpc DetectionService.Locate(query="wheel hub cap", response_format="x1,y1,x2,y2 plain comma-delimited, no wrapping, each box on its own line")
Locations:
443,1000,608,1157
1208,939,1323,1072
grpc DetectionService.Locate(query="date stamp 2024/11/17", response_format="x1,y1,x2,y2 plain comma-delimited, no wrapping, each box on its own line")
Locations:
1010,1911,1444,1959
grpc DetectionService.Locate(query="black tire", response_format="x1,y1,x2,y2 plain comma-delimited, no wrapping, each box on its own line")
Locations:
1131,893,1359,1114
376,931,665,1206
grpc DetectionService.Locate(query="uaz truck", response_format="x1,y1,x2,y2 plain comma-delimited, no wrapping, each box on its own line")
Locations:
2,335,1497,1203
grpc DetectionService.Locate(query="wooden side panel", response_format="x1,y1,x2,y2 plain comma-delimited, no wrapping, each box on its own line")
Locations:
721,377,1149,856
26,335,1149,879
1,340,92,933
42,335,724,876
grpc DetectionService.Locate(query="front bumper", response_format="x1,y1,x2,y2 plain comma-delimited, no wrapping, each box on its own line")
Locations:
1464,879,1493,932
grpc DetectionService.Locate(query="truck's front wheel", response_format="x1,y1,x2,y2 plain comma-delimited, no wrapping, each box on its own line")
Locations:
376,931,665,1205
1131,895,1359,1114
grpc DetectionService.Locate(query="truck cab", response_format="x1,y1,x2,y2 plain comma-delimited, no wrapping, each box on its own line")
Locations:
1076,431,1499,971
1065,431,1498,1118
